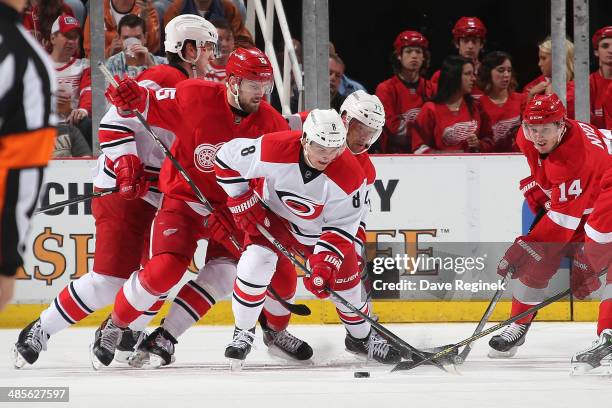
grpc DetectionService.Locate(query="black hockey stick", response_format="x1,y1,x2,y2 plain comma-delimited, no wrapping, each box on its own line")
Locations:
34,187,119,214
267,287,311,316
391,267,608,372
455,207,547,364
255,223,449,372
99,63,310,317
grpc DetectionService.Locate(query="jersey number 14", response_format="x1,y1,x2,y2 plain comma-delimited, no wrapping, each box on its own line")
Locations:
558,179,582,202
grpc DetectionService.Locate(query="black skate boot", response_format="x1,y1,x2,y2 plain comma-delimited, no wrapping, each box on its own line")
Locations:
115,328,147,363
129,327,177,369
488,322,532,358
571,329,612,375
90,317,125,369
345,330,402,364
260,316,313,361
11,319,50,368
225,327,256,370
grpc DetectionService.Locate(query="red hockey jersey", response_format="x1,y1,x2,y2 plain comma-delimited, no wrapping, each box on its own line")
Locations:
411,100,483,153
517,119,612,243
479,92,527,152
375,75,433,153
590,70,612,129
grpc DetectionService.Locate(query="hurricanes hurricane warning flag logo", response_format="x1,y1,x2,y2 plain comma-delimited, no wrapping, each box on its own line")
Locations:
276,190,324,220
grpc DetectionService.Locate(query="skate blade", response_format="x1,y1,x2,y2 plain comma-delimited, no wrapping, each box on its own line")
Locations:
127,350,150,368
228,358,245,371
10,345,27,369
114,349,133,364
570,362,612,377
89,343,106,371
488,347,518,359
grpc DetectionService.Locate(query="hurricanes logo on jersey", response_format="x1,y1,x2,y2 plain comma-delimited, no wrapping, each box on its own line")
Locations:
194,143,224,173
276,190,324,220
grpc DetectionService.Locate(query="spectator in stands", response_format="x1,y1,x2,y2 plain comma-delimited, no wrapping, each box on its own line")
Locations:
49,13,93,151
105,14,167,79
477,51,527,152
164,0,253,48
329,53,347,111
375,30,433,153
53,125,92,157
523,37,575,118
431,16,487,97
83,0,160,57
329,42,367,96
204,18,234,83
412,55,485,154
63,0,85,25
23,0,74,50
590,26,612,129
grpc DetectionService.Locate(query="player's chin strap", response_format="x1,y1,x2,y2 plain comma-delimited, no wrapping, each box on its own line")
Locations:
178,48,201,79
226,78,244,111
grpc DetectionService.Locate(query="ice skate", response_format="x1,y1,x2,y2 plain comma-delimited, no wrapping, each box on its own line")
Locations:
571,329,612,376
488,322,531,358
129,327,177,369
225,327,255,370
90,317,124,370
11,319,49,368
345,330,402,364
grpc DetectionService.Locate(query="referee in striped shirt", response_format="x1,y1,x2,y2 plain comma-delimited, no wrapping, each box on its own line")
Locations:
0,0,57,310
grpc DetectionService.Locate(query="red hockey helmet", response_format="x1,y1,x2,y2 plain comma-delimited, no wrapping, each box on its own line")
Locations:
592,26,612,49
393,30,429,54
225,47,274,82
523,94,566,125
452,17,487,40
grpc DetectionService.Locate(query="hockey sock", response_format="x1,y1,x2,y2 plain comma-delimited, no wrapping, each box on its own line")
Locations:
163,280,215,339
129,294,167,332
597,298,612,335
262,292,294,332
232,245,278,330
511,297,537,324
40,271,124,335
333,283,371,339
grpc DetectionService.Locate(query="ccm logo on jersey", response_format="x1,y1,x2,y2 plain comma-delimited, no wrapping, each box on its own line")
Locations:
194,143,224,172
276,190,324,220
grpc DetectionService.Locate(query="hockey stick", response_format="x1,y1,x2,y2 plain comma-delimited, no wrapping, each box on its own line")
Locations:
455,207,547,364
391,267,608,372
255,223,449,372
34,187,119,214
98,63,310,317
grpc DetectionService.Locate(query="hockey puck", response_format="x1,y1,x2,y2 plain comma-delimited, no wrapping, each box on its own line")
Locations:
354,371,370,378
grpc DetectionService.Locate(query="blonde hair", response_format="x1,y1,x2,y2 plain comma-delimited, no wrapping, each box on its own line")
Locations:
538,37,575,81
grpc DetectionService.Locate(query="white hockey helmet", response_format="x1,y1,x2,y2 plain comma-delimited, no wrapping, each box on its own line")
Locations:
339,90,385,152
302,109,347,148
164,15,219,62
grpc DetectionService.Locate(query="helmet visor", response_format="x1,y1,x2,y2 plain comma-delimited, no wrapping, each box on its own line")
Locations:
240,78,274,96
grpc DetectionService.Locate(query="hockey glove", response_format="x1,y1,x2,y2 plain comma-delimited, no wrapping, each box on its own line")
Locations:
227,190,268,236
205,206,242,258
304,252,341,299
497,236,544,279
571,248,602,299
105,76,147,114
519,175,550,214
114,154,149,200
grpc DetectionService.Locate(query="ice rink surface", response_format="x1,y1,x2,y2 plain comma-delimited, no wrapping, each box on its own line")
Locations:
1,322,611,408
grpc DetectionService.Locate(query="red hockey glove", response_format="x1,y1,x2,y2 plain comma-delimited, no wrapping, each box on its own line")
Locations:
227,190,268,236
304,252,341,299
519,175,550,214
205,206,243,258
114,154,149,200
497,236,544,279
571,248,602,299
105,76,147,114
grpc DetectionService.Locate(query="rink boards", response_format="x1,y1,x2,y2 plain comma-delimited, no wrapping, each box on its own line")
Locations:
1,155,600,327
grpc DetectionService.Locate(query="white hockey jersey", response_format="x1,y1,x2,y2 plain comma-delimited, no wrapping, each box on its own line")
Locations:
214,130,367,261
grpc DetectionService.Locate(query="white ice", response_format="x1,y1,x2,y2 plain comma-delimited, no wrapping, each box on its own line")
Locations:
1,322,611,408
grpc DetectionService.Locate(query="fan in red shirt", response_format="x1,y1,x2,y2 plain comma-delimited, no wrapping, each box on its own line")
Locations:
477,51,527,152
487,94,612,371
375,30,433,153
523,37,575,119
590,26,612,129
412,55,487,153
430,16,486,98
